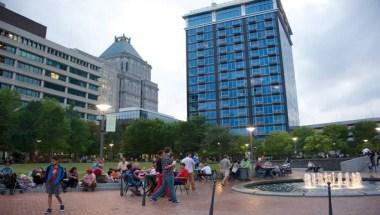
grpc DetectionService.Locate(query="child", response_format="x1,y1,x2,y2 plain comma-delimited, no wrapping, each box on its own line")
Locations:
44,156,65,214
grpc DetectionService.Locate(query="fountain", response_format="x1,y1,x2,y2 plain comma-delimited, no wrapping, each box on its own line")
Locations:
234,171,380,197
303,172,363,189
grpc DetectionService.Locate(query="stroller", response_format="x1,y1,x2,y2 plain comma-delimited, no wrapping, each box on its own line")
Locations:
0,173,21,195
280,163,292,176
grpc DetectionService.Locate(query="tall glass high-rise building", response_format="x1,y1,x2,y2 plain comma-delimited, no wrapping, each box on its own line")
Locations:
183,0,299,137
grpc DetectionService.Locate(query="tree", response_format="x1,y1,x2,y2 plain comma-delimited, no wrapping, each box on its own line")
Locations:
303,134,332,156
322,124,349,155
262,132,293,159
123,119,175,157
291,127,315,153
351,121,378,151
201,126,233,160
35,99,71,154
173,116,209,154
67,117,91,161
86,121,100,156
0,89,20,155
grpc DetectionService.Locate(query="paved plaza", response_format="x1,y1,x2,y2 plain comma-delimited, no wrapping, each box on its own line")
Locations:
1,178,380,215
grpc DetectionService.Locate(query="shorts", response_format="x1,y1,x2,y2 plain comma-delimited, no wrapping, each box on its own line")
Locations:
222,170,230,177
46,183,60,196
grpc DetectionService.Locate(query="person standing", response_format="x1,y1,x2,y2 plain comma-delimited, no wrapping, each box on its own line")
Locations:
44,156,65,214
181,153,196,190
193,153,200,169
151,147,179,203
220,155,231,186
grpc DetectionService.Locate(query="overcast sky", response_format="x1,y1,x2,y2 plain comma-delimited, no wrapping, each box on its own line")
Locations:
3,0,380,125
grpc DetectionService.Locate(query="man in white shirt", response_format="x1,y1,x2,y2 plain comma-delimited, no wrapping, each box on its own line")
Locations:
200,163,212,180
181,153,196,191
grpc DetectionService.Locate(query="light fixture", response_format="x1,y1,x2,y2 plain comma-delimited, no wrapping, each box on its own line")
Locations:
246,126,255,133
363,139,368,143
292,137,298,142
376,127,380,132
96,104,111,112
109,143,114,148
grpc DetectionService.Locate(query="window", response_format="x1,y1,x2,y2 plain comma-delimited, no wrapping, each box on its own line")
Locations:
216,6,241,20
45,70,66,82
0,42,16,53
14,86,40,98
17,61,43,74
0,69,13,78
70,56,89,68
87,114,97,120
87,93,98,100
69,77,87,88
68,88,86,98
89,74,99,81
43,93,65,103
88,83,99,91
0,82,11,89
67,99,86,108
46,58,67,71
18,49,44,63
0,55,15,66
187,13,212,27
69,67,88,78
47,48,69,60
16,74,41,86
44,81,65,92
246,1,273,15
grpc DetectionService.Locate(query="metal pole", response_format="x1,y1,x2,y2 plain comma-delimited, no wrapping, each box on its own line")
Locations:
99,114,105,159
209,179,217,215
327,182,333,215
249,131,253,162
142,176,147,206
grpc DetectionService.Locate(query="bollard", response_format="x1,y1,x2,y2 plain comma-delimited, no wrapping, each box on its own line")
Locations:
209,176,217,215
142,176,148,206
120,176,124,197
327,182,333,215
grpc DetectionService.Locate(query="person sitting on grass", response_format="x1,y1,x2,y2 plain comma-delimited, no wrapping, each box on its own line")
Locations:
32,167,45,185
82,168,96,192
63,167,79,192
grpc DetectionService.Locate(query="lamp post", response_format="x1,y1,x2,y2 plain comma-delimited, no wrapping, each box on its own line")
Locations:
96,104,111,160
246,126,255,162
363,139,368,143
109,143,114,161
292,137,298,157
217,142,221,160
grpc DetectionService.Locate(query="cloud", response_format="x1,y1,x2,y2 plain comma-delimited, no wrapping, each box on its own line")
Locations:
3,0,379,125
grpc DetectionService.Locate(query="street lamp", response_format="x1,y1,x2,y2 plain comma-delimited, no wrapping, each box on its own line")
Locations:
246,126,255,162
292,137,298,156
363,139,368,143
109,143,114,161
96,103,111,160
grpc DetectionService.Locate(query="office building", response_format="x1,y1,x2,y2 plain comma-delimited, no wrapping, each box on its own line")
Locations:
183,0,299,137
0,4,101,120
100,35,159,112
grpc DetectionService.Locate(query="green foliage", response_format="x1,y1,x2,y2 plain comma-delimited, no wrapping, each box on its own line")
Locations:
262,132,293,159
172,116,209,153
123,119,175,156
0,89,20,152
322,124,350,154
351,121,378,149
291,127,315,153
303,134,332,155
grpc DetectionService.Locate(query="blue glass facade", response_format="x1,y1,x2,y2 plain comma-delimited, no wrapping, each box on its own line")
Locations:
185,0,299,137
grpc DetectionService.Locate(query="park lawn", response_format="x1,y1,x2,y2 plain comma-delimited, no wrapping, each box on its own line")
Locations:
4,162,220,177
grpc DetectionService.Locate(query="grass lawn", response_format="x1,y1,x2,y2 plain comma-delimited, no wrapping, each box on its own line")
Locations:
3,162,220,177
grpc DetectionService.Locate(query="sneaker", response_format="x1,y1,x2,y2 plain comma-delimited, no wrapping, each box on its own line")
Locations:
59,204,64,212
171,200,180,204
150,197,157,203
44,208,52,214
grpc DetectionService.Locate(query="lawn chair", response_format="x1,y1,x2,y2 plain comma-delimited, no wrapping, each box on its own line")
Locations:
174,176,189,195
120,173,143,197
